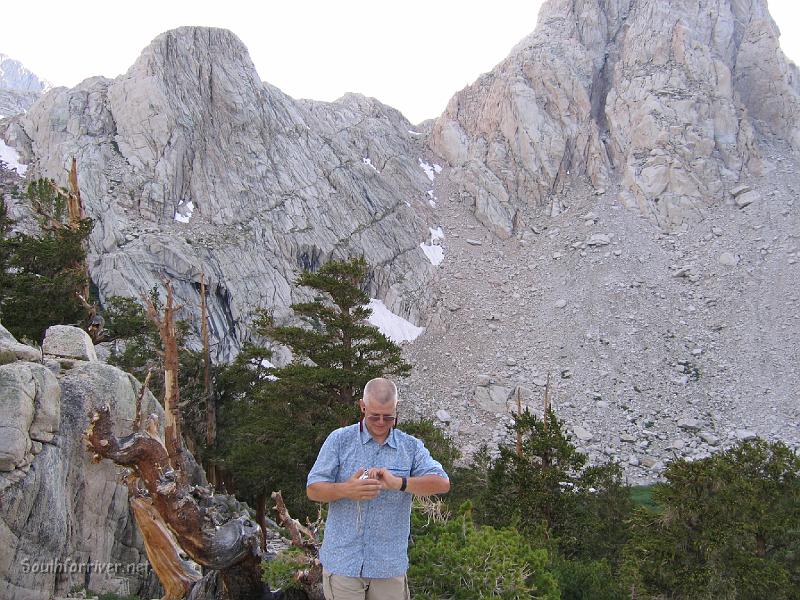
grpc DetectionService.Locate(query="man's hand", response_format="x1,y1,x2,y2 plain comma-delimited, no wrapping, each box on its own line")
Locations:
342,468,382,500
306,468,382,503
367,468,451,496
368,467,402,490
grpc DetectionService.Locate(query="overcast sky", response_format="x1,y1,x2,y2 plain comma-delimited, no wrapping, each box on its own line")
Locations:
3,1,799,124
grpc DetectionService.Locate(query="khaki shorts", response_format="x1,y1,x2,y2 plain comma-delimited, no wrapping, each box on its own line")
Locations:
322,569,410,600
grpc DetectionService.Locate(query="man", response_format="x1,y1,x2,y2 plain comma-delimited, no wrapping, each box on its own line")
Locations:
307,377,450,600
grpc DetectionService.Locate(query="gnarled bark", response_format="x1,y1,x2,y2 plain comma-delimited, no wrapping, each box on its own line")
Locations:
86,405,274,599
144,281,184,470
130,490,202,600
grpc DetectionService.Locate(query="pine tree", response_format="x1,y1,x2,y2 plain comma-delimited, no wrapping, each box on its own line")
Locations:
479,409,632,559
257,256,411,408
0,179,93,342
216,257,412,519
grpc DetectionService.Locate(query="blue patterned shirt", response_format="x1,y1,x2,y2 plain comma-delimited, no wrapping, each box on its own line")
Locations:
307,423,449,578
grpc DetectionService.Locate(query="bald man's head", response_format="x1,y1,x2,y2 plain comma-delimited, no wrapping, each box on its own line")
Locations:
362,377,398,410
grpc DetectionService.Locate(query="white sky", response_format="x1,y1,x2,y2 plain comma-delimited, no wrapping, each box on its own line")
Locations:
2,1,799,124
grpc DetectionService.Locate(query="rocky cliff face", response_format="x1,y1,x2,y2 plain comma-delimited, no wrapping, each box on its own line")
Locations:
0,324,161,600
1,0,798,491
0,54,47,117
1,27,439,360
431,0,800,232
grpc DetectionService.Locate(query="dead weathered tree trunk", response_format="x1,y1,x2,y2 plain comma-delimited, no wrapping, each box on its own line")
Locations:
198,273,220,489
126,378,202,600
515,387,523,457
542,373,552,470
86,405,274,599
144,281,185,472
200,273,215,446
128,475,202,600
66,157,91,302
256,492,269,552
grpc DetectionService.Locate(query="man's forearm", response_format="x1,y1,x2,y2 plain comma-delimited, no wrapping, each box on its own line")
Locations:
307,482,347,503
405,474,450,496
308,475,450,502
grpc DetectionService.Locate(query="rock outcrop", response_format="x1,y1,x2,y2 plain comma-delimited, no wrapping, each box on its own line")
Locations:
2,27,439,360
431,0,800,231
0,54,47,118
0,324,161,599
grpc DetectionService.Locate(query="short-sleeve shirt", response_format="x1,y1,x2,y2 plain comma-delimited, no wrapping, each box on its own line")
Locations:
306,423,449,578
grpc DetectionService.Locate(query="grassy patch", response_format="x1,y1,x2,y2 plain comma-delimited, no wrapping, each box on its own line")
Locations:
630,484,661,511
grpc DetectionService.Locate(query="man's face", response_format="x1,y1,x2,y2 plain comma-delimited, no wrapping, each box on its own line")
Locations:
361,398,397,437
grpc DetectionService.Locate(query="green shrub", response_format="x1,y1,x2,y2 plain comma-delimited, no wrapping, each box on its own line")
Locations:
408,503,559,599
622,439,800,599
261,546,308,592
553,557,624,600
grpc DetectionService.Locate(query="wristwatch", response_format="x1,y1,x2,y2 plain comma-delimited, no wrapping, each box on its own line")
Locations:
399,476,407,492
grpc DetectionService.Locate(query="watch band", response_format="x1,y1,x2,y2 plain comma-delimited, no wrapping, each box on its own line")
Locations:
399,476,407,492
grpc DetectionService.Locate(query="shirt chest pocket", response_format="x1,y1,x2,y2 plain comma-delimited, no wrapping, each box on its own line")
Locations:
385,462,412,477
382,447,414,476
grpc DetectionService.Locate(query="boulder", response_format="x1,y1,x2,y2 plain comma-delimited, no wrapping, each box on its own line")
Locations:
572,425,594,442
730,184,751,196
699,431,720,446
0,359,163,599
667,439,686,450
641,457,658,468
42,325,98,362
474,384,512,413
0,323,41,364
587,233,612,246
735,429,758,441
677,417,702,432
735,190,760,208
